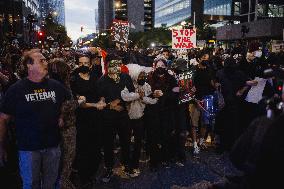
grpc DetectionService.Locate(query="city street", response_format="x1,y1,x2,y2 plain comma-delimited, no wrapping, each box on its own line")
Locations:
72,144,241,189
0,1,283,189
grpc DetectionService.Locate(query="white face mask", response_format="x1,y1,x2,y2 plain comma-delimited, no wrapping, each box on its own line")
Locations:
254,50,262,58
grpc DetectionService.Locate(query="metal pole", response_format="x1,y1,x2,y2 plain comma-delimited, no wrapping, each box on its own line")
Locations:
255,0,258,21
248,0,251,22
193,11,196,27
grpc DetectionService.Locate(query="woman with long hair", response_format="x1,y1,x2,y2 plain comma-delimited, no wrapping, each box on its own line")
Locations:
48,58,85,189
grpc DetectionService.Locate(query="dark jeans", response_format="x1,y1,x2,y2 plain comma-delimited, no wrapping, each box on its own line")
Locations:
129,118,144,169
102,115,131,169
75,111,102,181
172,105,187,162
160,111,175,163
144,114,161,168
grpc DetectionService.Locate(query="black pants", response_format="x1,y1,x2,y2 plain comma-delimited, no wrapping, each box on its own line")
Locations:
75,111,102,181
144,114,161,168
215,100,240,151
129,118,144,169
172,105,187,162
102,116,131,169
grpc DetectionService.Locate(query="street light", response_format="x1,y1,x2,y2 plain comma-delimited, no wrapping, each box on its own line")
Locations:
115,2,121,8
151,42,156,48
52,11,58,17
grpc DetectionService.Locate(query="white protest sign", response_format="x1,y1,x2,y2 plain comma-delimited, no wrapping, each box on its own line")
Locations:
172,28,196,49
245,77,267,104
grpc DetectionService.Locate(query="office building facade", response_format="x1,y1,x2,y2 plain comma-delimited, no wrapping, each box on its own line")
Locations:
217,0,284,40
155,0,192,27
97,0,155,33
0,0,41,45
127,0,155,31
204,0,233,16
97,0,114,33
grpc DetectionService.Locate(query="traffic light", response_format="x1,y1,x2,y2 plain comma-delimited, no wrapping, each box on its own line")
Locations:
37,31,45,43
81,26,84,32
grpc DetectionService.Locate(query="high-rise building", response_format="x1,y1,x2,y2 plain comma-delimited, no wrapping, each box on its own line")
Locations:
204,0,233,16
97,0,155,33
238,0,284,22
97,0,114,33
144,0,155,31
155,0,243,28
39,0,65,26
0,0,41,45
155,0,192,28
127,0,155,31
114,0,127,21
216,0,284,40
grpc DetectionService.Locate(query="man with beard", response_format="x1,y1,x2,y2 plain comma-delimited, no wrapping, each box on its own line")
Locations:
96,57,135,183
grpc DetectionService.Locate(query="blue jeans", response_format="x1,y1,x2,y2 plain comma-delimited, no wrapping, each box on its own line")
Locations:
18,146,61,189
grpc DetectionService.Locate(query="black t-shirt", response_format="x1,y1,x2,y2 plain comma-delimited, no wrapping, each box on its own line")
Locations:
97,73,135,119
71,75,98,103
1,78,70,151
193,67,215,99
71,75,99,120
216,69,247,103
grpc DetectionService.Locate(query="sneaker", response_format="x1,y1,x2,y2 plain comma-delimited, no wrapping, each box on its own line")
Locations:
128,169,141,178
199,139,207,149
101,169,113,183
176,161,185,167
193,146,200,155
162,162,171,169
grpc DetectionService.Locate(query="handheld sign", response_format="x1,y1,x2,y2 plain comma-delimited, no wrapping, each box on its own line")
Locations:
178,69,195,104
112,19,129,45
172,29,196,49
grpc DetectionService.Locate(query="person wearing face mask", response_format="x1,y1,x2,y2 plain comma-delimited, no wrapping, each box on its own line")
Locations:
145,58,178,169
121,64,158,177
192,52,216,154
96,57,135,182
215,57,249,152
70,54,105,186
239,47,276,137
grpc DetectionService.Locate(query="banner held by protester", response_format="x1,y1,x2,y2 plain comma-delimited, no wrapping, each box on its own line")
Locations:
112,19,129,46
172,28,196,49
178,69,195,104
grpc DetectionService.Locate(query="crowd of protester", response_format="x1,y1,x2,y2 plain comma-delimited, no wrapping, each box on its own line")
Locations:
0,41,283,189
